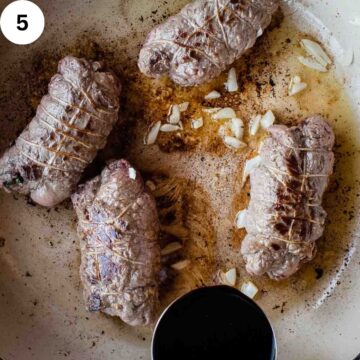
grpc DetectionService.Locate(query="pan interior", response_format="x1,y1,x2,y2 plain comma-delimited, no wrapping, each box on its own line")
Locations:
0,1,359,359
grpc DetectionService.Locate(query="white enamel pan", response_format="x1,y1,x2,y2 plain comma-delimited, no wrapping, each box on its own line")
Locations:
0,1,360,359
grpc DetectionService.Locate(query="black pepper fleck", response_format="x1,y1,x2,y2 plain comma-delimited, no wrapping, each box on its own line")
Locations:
315,268,324,280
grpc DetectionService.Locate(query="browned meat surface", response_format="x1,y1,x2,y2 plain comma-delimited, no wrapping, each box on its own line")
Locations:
138,0,279,86
0,56,120,207
241,116,335,280
72,160,160,326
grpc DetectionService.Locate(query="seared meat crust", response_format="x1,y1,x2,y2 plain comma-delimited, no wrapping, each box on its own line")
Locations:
0,56,120,207
138,0,279,86
72,160,160,326
241,116,335,280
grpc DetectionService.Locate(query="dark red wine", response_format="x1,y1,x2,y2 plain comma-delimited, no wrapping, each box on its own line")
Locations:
152,286,276,360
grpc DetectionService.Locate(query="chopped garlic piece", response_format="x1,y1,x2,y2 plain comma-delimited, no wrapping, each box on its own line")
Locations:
225,67,238,92
161,242,182,256
213,107,237,120
249,114,261,136
243,156,262,182
191,117,204,129
203,107,222,114
218,124,227,138
224,136,246,149
144,121,161,145
160,124,182,132
292,75,301,84
230,118,244,139
224,268,237,286
205,90,221,100
300,39,332,67
235,209,247,229
240,281,259,299
289,80,307,96
261,110,275,129
171,259,190,270
128,167,136,180
297,56,327,72
168,104,181,124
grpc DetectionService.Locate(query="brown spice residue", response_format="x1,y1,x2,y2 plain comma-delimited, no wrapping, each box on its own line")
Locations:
147,174,216,309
